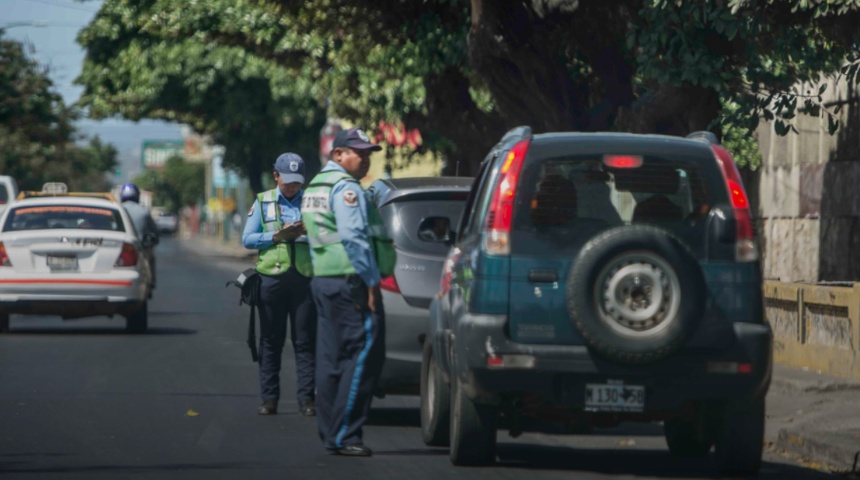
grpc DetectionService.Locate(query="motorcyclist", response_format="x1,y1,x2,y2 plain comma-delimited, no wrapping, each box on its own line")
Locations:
120,183,159,291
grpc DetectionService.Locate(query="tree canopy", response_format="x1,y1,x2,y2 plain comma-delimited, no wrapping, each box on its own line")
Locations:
0,30,118,191
133,156,204,212
76,1,860,180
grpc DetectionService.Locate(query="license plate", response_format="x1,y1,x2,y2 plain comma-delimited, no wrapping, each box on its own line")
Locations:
47,255,78,271
585,382,645,412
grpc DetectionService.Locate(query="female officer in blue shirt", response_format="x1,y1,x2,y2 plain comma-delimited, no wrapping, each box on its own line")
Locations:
242,153,317,417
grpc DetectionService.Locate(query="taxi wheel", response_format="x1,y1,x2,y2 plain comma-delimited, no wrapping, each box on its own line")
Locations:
449,367,497,466
420,339,450,447
126,303,148,333
0,313,9,333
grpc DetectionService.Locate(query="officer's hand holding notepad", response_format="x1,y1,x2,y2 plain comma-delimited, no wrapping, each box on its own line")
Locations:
273,221,305,243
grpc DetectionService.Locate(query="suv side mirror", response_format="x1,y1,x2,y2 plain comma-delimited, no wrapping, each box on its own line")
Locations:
141,232,159,248
418,216,453,244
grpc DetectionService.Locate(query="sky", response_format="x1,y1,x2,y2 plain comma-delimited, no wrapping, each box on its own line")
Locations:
1,0,184,184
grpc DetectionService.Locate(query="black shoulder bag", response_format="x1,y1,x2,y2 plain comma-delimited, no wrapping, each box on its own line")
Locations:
226,267,262,362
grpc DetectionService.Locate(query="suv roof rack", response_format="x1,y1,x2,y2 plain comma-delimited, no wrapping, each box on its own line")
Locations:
686,131,720,145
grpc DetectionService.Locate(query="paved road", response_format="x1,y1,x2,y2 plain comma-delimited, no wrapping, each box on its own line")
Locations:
0,237,840,479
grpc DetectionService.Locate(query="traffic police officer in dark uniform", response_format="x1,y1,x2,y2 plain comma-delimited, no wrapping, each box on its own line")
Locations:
242,153,317,417
302,128,395,456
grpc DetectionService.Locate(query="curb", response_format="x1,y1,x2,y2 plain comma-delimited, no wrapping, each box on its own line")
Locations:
776,428,860,472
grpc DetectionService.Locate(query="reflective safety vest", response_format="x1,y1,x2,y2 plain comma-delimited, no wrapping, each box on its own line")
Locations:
301,169,395,278
255,189,313,277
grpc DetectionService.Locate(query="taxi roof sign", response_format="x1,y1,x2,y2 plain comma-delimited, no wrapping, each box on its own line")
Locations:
42,182,68,194
18,184,117,202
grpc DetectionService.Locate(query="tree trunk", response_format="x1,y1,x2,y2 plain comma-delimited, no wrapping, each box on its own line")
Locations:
411,68,507,177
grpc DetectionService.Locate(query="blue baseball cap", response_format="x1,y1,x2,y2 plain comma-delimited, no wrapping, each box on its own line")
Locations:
332,127,382,152
273,152,305,184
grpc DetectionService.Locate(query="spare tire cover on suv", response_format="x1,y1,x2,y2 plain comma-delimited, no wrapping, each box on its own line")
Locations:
566,225,706,364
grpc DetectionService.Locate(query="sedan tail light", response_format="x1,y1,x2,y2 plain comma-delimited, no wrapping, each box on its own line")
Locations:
379,275,400,293
0,242,11,267
115,242,139,266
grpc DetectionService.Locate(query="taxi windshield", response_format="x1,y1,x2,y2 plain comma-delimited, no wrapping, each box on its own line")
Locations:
3,205,125,232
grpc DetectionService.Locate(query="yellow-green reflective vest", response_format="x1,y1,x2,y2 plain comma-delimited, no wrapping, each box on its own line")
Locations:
301,169,396,278
255,189,313,277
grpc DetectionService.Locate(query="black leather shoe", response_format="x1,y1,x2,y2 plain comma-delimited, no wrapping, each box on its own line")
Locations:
257,400,277,415
337,444,372,457
299,400,316,417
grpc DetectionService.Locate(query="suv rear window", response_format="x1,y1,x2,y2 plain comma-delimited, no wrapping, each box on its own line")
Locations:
511,153,719,257
3,205,126,232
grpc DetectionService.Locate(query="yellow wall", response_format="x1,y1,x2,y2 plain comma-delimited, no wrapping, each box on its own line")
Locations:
361,148,442,187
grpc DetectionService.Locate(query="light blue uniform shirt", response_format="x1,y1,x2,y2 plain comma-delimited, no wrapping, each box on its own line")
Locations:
242,189,303,250
315,162,380,288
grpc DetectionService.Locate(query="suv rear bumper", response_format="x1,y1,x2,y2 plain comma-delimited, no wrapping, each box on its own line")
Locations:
450,313,772,410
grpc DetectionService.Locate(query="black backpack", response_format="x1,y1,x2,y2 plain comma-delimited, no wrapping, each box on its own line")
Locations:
226,268,262,362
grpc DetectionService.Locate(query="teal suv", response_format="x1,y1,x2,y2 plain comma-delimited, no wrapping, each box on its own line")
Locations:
421,127,772,474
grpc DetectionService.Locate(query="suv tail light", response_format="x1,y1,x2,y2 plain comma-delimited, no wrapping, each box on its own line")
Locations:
483,139,531,255
0,242,11,267
115,242,139,267
380,275,400,293
712,145,758,262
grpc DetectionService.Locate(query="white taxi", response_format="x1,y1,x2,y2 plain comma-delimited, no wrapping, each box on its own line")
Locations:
0,185,153,333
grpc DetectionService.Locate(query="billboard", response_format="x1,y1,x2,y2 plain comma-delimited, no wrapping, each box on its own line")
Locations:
141,140,184,170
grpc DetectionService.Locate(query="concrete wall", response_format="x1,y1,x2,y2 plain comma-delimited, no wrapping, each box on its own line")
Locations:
755,78,860,282
765,281,860,378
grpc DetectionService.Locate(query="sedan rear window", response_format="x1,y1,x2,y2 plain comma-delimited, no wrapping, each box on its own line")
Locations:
3,205,125,232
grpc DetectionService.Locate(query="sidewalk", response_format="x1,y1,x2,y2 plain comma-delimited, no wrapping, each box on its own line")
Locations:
767,364,860,473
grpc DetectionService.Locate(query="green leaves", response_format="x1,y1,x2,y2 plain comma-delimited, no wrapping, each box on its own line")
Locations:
0,32,116,190
74,0,860,180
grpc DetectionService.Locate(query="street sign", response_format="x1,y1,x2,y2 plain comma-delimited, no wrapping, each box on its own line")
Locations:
141,140,184,170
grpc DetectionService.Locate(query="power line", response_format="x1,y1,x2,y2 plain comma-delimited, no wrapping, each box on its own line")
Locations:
0,21,88,28
21,0,99,13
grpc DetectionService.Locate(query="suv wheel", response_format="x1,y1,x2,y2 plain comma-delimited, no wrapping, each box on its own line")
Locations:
449,368,497,466
421,339,450,446
0,312,9,333
566,226,705,364
125,302,148,333
664,408,715,457
714,398,765,475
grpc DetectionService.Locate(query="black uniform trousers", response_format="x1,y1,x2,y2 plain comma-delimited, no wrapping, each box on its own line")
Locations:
258,268,316,404
311,276,385,451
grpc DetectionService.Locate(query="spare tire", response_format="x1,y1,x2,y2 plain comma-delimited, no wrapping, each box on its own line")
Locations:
566,225,705,364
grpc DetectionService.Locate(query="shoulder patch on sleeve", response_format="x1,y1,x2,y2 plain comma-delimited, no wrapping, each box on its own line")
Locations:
342,190,359,207
248,203,255,216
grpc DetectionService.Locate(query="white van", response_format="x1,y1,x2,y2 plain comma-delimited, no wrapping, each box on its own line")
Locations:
0,176,20,216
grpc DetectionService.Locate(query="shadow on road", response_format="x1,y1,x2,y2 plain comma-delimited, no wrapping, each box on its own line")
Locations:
5,326,197,336
366,407,420,428
0,461,258,475
493,443,837,478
